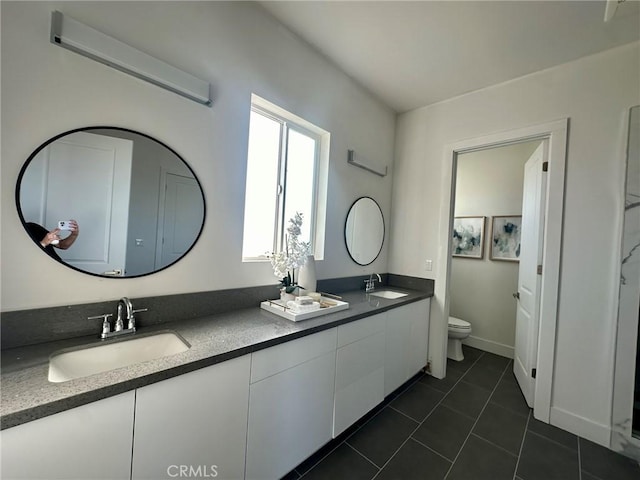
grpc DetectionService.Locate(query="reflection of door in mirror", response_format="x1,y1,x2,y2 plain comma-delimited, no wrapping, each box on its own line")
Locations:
156,172,205,269
18,127,206,278
20,132,133,276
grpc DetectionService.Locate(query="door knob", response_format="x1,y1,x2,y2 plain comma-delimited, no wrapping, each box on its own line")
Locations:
513,292,520,300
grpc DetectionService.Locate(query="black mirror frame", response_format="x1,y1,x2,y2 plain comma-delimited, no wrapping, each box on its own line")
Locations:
15,126,207,279
344,196,385,266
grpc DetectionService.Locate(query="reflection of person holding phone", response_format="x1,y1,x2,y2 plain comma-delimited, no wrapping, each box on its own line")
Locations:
25,220,79,261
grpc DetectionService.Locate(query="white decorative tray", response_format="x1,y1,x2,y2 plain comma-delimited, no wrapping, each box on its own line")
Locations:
260,296,350,322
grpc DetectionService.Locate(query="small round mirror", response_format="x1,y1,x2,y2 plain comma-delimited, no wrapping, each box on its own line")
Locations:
344,197,384,265
16,127,205,278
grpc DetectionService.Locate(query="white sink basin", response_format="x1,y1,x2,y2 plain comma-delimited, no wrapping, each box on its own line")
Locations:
368,290,409,299
48,331,190,383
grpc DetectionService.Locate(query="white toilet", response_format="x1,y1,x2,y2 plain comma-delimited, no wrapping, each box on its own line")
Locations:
447,316,472,361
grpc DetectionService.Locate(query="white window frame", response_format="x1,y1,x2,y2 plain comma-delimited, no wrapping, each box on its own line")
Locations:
243,94,329,262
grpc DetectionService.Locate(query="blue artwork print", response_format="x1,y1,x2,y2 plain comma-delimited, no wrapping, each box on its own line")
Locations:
491,216,522,261
452,217,485,258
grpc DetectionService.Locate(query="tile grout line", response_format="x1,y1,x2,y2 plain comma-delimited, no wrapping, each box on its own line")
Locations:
297,427,372,479
469,432,519,459
577,435,582,480
369,351,488,480
511,409,532,480
387,404,423,423
442,358,512,480
344,442,383,471
411,435,457,463
526,429,580,453
437,401,484,422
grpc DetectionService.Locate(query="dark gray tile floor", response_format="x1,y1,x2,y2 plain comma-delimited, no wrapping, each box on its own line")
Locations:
285,345,640,480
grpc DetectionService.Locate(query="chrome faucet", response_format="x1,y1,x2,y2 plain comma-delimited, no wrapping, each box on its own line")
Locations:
89,297,147,339
117,297,134,331
364,273,382,293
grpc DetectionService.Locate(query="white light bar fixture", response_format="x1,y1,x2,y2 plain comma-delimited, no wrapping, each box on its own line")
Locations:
347,150,387,177
50,11,212,106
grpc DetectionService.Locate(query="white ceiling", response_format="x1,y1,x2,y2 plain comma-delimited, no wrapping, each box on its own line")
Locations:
260,1,640,113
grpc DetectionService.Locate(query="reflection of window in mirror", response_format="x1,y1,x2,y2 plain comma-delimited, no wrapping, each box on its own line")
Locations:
242,94,329,260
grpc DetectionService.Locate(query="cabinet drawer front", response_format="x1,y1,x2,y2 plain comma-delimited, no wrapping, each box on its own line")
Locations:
251,327,337,383
337,312,385,348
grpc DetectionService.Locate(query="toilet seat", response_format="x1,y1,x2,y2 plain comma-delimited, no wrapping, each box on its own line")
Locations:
448,316,471,331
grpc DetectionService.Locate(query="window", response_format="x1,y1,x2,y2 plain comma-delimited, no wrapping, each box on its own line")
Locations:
242,95,328,261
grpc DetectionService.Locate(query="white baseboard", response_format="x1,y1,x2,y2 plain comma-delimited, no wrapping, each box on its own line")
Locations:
549,406,611,447
462,335,514,359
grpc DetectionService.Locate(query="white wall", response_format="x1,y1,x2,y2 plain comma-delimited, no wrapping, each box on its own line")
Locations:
390,42,640,445
0,1,395,311
451,142,539,358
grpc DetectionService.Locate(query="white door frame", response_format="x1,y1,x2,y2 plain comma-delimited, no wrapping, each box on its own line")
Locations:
439,118,568,421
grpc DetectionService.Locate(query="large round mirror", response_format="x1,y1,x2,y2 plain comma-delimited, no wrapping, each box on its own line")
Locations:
344,197,384,266
16,127,205,278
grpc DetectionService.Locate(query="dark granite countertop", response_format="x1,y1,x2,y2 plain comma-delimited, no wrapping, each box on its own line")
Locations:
1,288,431,430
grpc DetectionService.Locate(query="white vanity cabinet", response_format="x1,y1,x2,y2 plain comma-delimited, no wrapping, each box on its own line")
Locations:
384,299,431,396
333,313,386,437
245,328,337,480
131,355,251,480
0,391,135,480
1,296,432,480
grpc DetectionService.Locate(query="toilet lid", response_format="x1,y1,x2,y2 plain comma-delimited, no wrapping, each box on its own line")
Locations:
449,316,470,329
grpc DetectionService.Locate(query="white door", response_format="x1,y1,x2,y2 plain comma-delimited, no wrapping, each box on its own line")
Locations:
24,132,133,275
155,172,203,269
514,142,548,407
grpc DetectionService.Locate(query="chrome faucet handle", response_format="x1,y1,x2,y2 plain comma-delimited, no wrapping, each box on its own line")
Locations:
88,313,113,338
128,308,148,330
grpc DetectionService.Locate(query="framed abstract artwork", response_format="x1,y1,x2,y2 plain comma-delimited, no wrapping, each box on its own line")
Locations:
452,216,485,259
490,215,522,261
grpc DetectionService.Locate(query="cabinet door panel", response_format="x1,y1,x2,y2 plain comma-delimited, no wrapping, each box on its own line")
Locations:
132,355,251,480
385,299,431,396
334,330,385,436
385,308,412,396
408,299,430,376
246,351,336,480
1,391,135,480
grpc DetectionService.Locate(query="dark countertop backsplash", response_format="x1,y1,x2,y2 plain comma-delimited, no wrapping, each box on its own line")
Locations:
1,274,433,350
